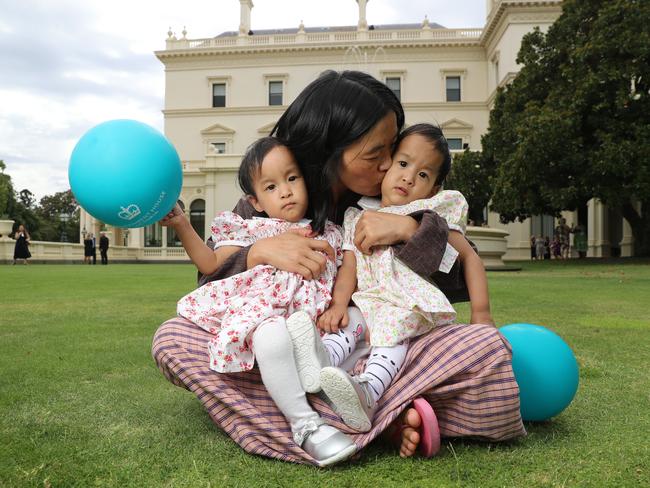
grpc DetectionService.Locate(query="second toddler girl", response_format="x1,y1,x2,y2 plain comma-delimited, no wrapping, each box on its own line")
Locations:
287,124,493,439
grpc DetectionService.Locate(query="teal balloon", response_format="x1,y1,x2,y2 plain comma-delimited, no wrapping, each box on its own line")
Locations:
69,119,182,228
500,323,579,421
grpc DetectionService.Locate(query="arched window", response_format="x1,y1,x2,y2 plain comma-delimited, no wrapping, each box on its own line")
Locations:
190,199,206,241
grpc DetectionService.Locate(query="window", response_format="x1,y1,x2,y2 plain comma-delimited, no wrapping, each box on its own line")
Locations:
166,226,182,247
190,199,206,241
269,81,283,106
212,83,226,107
446,76,461,102
385,77,401,101
144,222,162,247
531,214,555,240
211,142,226,154
447,138,463,151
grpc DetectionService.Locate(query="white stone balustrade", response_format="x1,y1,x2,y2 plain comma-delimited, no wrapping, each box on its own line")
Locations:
164,28,483,51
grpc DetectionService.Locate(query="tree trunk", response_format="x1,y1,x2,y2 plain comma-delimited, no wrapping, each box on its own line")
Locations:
622,200,650,257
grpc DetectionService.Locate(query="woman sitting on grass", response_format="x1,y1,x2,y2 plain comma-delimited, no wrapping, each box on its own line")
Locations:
152,70,525,465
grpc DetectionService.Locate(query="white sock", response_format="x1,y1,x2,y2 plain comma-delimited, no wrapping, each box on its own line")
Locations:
321,306,366,367
363,341,408,404
252,317,321,437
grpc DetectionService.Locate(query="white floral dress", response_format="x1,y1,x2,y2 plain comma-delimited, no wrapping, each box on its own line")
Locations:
177,212,343,373
344,190,469,347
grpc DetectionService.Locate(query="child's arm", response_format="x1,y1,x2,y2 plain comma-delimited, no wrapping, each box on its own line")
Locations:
447,231,494,326
317,250,357,333
160,204,239,275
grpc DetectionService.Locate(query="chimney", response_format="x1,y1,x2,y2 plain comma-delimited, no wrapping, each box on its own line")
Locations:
357,0,369,31
239,0,254,35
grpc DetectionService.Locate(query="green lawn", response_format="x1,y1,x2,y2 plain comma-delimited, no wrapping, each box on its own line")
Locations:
1,261,649,487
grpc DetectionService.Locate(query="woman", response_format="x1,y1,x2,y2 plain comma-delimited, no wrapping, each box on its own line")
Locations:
13,224,31,265
152,71,525,465
83,233,94,265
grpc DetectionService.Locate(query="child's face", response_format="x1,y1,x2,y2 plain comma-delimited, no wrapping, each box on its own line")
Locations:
380,134,443,207
248,145,309,222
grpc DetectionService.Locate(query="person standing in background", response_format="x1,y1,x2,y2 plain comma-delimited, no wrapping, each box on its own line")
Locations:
99,232,109,265
12,224,31,265
530,235,536,260
544,236,551,260
92,233,97,265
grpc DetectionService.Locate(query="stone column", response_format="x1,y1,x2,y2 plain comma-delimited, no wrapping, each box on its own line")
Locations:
239,0,254,35
357,0,369,31
587,199,609,257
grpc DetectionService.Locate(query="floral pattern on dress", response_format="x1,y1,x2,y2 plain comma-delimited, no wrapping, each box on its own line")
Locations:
343,190,469,347
177,212,343,373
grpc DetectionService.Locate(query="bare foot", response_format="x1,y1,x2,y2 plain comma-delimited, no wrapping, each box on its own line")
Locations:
384,407,422,457
399,408,422,457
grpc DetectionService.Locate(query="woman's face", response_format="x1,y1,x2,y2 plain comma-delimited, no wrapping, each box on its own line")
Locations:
339,112,398,197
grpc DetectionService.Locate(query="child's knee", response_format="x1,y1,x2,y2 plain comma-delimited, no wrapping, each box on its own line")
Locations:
252,317,293,362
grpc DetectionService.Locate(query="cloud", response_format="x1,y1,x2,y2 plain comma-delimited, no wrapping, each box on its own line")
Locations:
0,0,486,200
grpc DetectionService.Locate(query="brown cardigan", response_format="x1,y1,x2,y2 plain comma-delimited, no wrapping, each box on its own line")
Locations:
198,196,470,303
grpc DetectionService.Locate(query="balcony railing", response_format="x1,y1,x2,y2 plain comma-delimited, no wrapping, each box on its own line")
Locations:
164,28,483,51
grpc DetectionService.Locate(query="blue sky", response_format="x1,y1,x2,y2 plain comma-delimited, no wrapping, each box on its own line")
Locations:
0,0,486,200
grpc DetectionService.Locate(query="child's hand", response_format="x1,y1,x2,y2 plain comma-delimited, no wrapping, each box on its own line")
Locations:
470,311,494,326
317,303,349,333
160,202,185,228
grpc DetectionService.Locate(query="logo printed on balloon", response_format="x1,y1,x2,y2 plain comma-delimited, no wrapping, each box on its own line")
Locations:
118,204,142,221
127,191,167,228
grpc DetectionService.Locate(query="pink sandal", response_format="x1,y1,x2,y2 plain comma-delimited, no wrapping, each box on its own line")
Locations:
389,397,441,457
412,397,441,457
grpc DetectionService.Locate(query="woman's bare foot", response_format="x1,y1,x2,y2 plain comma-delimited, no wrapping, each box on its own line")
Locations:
383,407,422,457
399,408,422,457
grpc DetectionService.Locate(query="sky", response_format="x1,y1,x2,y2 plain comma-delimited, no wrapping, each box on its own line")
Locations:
0,0,486,201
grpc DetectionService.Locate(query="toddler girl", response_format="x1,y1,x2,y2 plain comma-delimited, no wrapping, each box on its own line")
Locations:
161,137,356,467
287,124,493,434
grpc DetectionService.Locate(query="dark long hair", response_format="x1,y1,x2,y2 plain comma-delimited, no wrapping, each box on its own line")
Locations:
271,70,404,233
397,123,452,186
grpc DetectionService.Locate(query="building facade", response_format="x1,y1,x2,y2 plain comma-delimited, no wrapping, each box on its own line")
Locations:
78,0,635,260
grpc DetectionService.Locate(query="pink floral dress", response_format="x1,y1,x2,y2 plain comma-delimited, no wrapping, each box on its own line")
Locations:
177,212,343,373
343,190,469,347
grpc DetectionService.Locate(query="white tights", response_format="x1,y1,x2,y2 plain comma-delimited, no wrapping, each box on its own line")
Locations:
251,317,321,437
322,307,408,404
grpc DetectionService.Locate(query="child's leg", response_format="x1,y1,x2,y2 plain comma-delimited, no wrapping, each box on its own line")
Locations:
252,317,356,466
252,317,322,432
287,307,367,393
321,306,367,367
319,341,409,432
363,341,409,403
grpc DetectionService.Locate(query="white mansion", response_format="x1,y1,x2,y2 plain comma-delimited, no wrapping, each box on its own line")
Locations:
77,0,634,261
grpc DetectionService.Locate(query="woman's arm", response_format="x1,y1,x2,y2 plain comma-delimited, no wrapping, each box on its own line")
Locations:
448,231,493,326
354,209,472,303
197,197,335,286
317,250,357,333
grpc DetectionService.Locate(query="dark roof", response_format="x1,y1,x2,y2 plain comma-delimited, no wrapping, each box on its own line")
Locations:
216,22,446,38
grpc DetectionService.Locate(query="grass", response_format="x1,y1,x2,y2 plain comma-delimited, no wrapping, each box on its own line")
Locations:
1,260,649,487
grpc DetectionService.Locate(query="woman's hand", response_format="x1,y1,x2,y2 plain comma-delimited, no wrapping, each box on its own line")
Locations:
248,228,335,279
353,211,419,255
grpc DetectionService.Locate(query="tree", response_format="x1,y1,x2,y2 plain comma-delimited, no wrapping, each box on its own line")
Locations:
484,0,650,255
446,150,495,226
0,160,13,218
36,190,80,242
